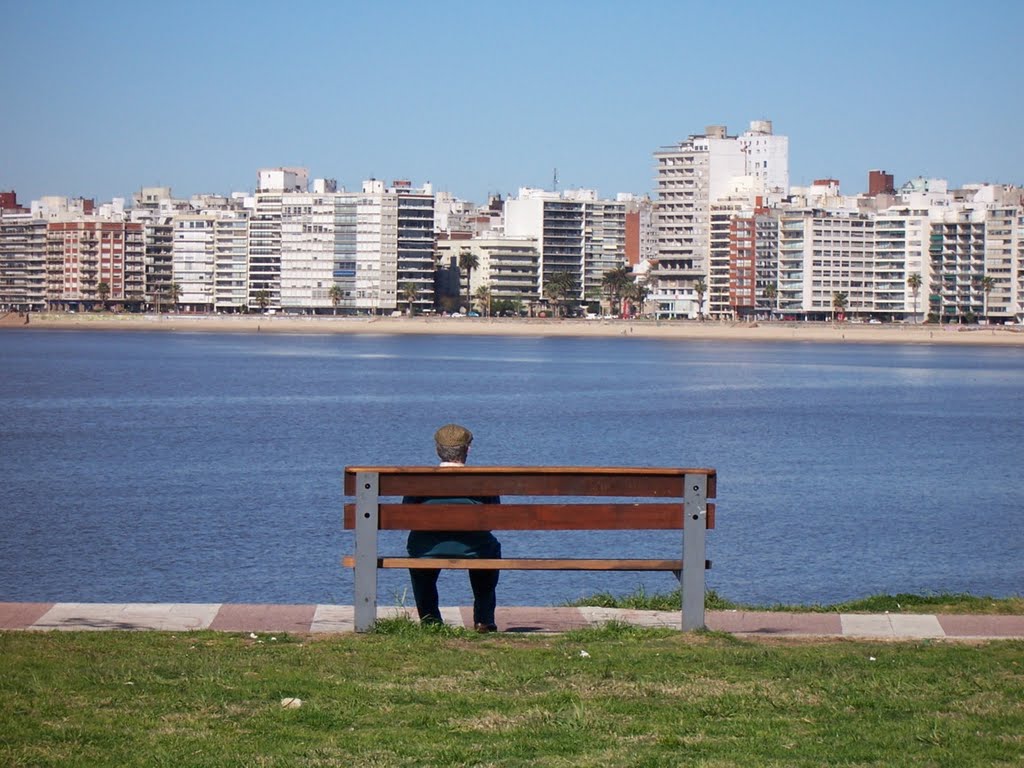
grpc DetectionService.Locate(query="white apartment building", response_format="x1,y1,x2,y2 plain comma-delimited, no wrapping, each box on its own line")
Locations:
652,121,789,318
776,210,875,319
873,210,929,322
173,214,217,311
338,179,436,314
213,213,249,311
927,207,988,323
248,190,284,309
983,205,1018,320
738,120,789,195
257,167,308,194
437,236,540,308
504,188,626,305
0,215,48,311
280,193,340,312
654,125,745,272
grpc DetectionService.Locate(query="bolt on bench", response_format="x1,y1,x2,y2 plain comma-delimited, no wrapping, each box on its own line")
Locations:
343,466,716,632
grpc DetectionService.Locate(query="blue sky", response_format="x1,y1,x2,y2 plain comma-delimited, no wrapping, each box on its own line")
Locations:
3,0,1022,205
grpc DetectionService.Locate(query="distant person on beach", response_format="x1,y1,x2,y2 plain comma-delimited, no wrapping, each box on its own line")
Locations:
404,423,501,632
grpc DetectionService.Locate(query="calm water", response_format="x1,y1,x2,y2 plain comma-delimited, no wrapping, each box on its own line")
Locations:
1,329,1022,607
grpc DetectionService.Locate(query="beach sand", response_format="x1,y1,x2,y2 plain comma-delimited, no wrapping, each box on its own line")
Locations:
4,311,1023,346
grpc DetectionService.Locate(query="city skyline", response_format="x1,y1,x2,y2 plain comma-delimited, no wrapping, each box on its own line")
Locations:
3,0,1022,205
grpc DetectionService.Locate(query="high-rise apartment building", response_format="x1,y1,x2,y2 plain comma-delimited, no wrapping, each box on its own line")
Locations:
726,207,779,319
173,214,217,311
213,213,250,311
983,206,1018,320
653,121,789,318
44,220,145,311
927,208,988,322
280,193,342,312
0,215,48,311
504,188,627,304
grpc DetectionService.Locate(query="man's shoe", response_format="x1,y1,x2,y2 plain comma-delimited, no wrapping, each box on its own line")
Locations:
474,623,498,633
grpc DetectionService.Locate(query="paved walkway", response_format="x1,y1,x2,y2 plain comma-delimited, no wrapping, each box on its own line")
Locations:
2,602,1023,639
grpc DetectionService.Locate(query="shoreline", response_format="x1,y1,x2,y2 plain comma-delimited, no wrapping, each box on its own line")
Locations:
4,311,1024,346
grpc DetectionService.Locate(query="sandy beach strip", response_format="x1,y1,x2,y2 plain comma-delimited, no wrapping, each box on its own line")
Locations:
5,312,1024,346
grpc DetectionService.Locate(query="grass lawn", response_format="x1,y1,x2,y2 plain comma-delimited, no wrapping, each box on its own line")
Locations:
2,622,1022,767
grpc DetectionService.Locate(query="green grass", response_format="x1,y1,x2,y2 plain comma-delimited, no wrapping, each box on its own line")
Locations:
2,629,1023,767
570,588,1024,615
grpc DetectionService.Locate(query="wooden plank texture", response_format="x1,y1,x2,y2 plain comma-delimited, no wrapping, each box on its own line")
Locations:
344,502,716,530
341,556,688,571
344,466,716,498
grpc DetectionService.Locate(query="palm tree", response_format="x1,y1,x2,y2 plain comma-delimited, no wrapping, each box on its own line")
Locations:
474,284,492,317
906,272,922,323
693,278,707,320
97,282,110,312
328,284,343,316
980,276,995,321
401,283,418,316
622,279,649,317
544,271,576,318
168,283,182,313
832,291,848,322
601,266,632,317
254,290,270,312
763,282,778,319
458,250,479,298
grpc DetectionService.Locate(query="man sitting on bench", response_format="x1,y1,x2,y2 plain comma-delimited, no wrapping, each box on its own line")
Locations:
403,424,502,632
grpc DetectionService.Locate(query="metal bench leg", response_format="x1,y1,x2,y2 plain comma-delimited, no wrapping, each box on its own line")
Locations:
354,471,380,632
682,473,708,631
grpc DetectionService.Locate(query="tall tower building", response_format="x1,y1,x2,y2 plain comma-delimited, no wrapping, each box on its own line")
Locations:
652,121,788,318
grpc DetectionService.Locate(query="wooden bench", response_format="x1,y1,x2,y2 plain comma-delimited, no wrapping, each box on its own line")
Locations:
343,466,717,632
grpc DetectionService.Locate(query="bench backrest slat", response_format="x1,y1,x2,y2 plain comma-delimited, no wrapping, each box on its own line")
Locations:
344,466,716,499
343,502,715,530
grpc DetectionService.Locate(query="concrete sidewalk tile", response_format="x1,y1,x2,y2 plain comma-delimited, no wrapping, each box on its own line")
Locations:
209,604,317,633
310,605,354,633
614,609,682,628
31,603,220,631
496,606,588,633
577,607,623,626
444,607,468,628
937,614,1024,638
709,611,843,636
888,614,945,638
841,614,896,637
0,602,54,629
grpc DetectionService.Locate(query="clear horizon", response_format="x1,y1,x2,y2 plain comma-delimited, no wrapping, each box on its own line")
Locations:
3,0,1022,205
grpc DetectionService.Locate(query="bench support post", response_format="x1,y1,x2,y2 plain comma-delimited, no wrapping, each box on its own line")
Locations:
353,471,380,632
682,472,708,631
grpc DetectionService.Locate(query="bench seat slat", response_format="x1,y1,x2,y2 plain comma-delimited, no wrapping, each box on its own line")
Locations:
344,502,715,530
342,556,699,571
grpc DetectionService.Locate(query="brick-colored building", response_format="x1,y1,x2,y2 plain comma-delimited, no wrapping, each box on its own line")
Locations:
46,221,145,310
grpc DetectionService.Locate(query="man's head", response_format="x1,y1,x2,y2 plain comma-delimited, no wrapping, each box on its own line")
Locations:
434,423,473,463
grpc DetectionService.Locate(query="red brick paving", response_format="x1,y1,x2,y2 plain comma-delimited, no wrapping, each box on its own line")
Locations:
708,610,843,636
208,604,318,633
492,606,589,632
936,614,1024,638
0,602,54,629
